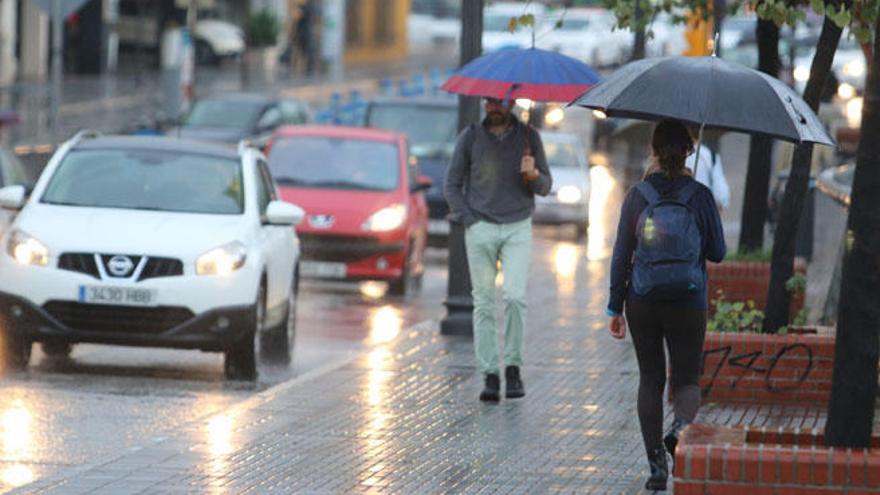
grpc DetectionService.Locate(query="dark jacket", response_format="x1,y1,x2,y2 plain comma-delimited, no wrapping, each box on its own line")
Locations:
444,117,552,227
607,173,726,314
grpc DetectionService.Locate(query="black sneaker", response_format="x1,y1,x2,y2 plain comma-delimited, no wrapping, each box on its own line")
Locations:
645,447,668,491
480,374,500,402
664,418,687,475
505,366,525,399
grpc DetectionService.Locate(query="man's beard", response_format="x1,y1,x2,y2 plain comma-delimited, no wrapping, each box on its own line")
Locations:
487,111,508,126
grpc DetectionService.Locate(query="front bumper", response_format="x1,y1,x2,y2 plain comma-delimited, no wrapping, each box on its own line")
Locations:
0,290,254,352
298,233,406,280
533,202,589,226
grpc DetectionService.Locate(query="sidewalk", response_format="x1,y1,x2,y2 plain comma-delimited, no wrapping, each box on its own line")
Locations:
11,229,850,495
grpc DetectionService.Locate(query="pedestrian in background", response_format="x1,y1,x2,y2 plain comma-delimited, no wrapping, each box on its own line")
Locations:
444,96,552,402
607,119,725,491
685,141,730,212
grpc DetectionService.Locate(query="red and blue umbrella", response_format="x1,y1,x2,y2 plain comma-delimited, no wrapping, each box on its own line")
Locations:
441,47,601,103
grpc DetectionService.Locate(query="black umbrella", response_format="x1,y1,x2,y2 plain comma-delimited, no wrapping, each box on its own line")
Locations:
571,56,834,146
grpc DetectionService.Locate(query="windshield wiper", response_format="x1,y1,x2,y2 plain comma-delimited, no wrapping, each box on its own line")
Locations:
307,180,381,190
273,176,310,185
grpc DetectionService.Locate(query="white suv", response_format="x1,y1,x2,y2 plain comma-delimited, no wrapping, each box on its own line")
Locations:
0,133,303,380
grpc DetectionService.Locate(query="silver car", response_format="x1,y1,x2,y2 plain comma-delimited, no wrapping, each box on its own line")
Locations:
533,131,591,238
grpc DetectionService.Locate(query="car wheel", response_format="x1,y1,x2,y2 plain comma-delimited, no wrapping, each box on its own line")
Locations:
195,39,218,65
388,246,414,296
0,325,31,372
260,273,297,366
42,342,73,359
224,283,264,381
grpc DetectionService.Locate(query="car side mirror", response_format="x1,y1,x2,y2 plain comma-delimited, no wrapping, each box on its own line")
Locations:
0,185,26,210
265,200,304,226
412,175,432,193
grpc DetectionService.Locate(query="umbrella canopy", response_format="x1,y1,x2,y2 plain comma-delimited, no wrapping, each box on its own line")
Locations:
572,56,834,146
442,47,601,102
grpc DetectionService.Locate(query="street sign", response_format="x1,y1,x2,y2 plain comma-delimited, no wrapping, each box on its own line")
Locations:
32,0,90,19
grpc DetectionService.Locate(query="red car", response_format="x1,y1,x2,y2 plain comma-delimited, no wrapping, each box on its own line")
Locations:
266,126,430,295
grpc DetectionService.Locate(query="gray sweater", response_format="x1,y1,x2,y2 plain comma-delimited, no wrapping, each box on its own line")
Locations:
444,119,552,227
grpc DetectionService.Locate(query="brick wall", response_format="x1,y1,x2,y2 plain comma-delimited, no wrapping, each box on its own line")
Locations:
699,330,835,405
675,424,880,494
707,260,807,317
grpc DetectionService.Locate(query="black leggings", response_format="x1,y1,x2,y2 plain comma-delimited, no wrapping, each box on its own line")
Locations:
625,298,707,454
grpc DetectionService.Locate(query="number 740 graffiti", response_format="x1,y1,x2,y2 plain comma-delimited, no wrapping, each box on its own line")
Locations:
701,343,814,395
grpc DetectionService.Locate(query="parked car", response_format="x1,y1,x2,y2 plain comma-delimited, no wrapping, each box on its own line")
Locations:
533,131,591,238
266,126,430,296
117,1,244,64
540,8,629,67
482,2,546,52
168,94,311,146
0,132,304,380
364,97,457,247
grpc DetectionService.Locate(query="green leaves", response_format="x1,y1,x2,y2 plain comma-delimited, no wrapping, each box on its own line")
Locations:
505,13,535,33
811,0,826,16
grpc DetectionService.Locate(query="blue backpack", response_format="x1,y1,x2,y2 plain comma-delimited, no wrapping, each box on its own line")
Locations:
631,181,704,299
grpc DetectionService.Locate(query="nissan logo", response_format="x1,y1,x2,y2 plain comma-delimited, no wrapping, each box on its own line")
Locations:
107,255,134,277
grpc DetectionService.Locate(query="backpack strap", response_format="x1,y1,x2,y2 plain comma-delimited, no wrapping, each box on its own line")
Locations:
635,181,660,205
676,181,701,205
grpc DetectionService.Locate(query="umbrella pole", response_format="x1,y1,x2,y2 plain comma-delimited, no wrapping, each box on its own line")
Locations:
693,122,705,178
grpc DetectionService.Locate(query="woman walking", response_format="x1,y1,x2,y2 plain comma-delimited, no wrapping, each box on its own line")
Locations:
606,119,726,491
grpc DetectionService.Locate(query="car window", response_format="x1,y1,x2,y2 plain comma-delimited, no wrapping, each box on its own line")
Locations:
183,99,263,129
543,140,581,168
257,106,283,131
268,136,400,191
0,147,32,187
255,159,276,215
42,149,243,214
366,104,457,159
279,100,310,125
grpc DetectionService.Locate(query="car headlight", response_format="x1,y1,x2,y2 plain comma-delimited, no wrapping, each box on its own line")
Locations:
362,204,407,232
196,241,247,276
838,82,856,100
843,60,866,78
557,185,583,204
7,230,48,266
544,107,565,127
793,65,810,82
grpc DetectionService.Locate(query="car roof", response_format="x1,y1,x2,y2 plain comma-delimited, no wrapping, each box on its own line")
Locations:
539,130,582,145
273,125,402,143
196,93,276,104
72,136,240,159
367,96,457,109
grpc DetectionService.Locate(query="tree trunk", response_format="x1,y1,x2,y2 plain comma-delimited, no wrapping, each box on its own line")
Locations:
825,16,880,448
738,19,780,253
762,16,843,332
630,0,646,60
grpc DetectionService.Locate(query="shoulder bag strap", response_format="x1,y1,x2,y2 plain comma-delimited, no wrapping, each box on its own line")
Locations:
635,181,660,205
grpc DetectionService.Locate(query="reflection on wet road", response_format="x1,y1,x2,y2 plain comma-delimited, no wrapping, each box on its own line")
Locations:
0,163,623,493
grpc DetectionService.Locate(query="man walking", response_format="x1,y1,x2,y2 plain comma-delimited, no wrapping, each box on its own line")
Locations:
444,96,552,402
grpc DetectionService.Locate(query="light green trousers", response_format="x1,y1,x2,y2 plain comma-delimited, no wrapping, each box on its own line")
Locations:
464,218,532,375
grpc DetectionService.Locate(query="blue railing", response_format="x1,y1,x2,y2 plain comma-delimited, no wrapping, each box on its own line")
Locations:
314,68,456,126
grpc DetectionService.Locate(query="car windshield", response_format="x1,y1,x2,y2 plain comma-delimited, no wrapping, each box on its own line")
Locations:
559,18,590,31
484,14,514,32
41,149,243,214
183,99,262,128
543,140,581,168
268,137,400,191
368,104,457,159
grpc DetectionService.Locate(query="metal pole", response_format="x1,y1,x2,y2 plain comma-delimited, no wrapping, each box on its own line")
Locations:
50,0,62,145
240,0,250,89
441,0,483,337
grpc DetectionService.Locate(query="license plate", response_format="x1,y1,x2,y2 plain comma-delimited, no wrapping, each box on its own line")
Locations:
428,219,450,235
300,261,347,279
79,285,158,306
